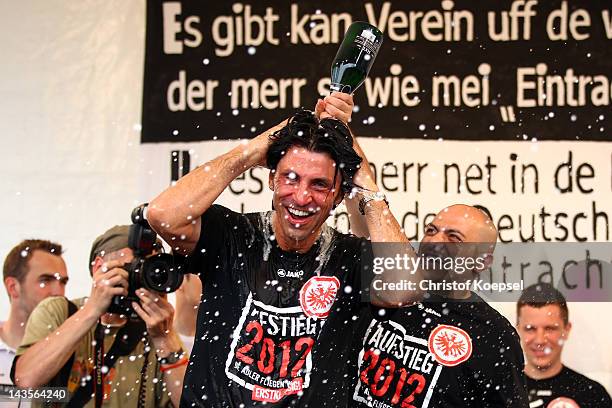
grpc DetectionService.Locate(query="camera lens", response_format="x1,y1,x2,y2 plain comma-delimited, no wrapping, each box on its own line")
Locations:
142,254,184,292
149,266,167,286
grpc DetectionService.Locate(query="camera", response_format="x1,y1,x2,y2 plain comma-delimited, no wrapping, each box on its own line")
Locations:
107,204,186,317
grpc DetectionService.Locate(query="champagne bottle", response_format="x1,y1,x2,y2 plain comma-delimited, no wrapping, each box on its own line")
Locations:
330,22,383,94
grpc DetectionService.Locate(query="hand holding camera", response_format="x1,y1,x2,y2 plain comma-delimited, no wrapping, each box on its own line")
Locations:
86,258,129,318
102,204,186,318
131,289,183,356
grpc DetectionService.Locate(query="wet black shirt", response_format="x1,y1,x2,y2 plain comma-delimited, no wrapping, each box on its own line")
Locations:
307,292,530,407
179,205,368,408
526,366,611,408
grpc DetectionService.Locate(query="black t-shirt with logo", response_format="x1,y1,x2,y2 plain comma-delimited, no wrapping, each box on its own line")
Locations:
306,292,530,407
179,205,368,408
526,366,611,408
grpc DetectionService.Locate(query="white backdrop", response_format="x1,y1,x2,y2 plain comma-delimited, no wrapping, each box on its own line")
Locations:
0,0,610,393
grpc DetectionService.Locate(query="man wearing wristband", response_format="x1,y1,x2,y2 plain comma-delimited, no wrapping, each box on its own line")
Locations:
147,93,418,407
12,226,186,407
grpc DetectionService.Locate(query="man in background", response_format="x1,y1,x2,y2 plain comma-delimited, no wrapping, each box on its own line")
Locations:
1,239,68,391
517,283,611,407
325,205,529,407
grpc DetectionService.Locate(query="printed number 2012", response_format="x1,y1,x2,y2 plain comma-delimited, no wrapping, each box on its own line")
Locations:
359,348,426,408
235,320,314,378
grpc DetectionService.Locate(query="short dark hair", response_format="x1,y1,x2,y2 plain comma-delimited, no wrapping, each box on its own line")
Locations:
266,110,362,195
3,239,63,283
517,283,569,325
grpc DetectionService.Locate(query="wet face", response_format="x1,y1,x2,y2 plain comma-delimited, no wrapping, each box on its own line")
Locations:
517,304,570,372
18,250,68,315
269,147,341,252
418,205,497,280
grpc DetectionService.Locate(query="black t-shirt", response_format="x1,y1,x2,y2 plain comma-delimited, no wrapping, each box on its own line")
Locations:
180,205,368,408
526,366,611,408
307,292,530,407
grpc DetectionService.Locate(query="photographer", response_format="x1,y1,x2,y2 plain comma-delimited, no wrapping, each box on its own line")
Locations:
12,226,186,407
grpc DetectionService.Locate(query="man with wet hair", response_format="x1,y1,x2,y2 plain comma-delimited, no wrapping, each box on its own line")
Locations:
321,204,530,408
517,283,611,407
12,226,185,407
147,93,412,406
1,239,68,395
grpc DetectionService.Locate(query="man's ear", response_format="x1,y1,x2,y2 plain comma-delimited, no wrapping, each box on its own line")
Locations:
91,256,105,276
332,192,344,209
563,321,572,339
268,171,275,192
515,306,523,329
4,277,20,302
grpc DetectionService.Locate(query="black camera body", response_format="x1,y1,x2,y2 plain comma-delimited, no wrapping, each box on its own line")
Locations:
107,204,186,318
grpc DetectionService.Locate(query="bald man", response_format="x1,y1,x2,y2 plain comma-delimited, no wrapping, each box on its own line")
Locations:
305,205,529,407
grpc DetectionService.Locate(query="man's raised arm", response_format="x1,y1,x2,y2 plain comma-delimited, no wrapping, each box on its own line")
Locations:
348,133,424,307
317,93,423,306
147,121,286,254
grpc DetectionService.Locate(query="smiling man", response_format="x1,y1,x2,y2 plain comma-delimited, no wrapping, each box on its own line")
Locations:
147,93,410,407
265,121,349,251
319,205,530,408
517,283,611,407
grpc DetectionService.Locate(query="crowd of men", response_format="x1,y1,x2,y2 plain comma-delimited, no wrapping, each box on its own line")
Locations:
1,93,610,407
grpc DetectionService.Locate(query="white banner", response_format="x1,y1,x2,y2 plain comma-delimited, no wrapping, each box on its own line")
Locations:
0,0,610,393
